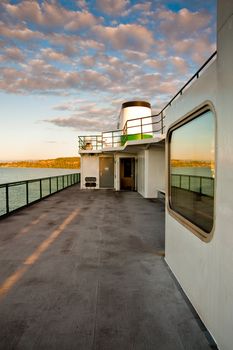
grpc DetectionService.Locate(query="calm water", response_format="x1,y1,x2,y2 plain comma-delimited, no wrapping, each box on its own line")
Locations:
0,168,80,184
0,168,80,216
171,167,213,177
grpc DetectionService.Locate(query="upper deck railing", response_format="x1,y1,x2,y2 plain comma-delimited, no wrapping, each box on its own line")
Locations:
78,113,165,150
78,51,217,152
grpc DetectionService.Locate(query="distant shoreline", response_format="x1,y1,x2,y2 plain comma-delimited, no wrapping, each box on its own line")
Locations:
0,157,80,170
171,160,214,168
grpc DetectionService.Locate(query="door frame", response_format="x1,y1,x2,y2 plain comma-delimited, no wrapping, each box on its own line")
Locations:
119,157,136,191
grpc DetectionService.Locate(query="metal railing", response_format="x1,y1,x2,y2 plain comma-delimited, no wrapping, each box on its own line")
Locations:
78,113,165,150
0,173,80,218
78,51,217,152
171,174,214,197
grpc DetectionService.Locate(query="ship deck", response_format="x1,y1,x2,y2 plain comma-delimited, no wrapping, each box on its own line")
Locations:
0,186,213,349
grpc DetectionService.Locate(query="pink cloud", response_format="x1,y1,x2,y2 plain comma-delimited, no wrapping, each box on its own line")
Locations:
41,48,69,62
0,21,44,41
3,1,100,31
96,0,129,16
158,8,212,39
168,56,188,74
0,47,25,62
94,23,154,51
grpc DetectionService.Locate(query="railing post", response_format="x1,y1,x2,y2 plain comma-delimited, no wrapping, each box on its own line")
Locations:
26,181,29,204
140,118,143,139
6,184,9,214
62,175,64,189
161,111,164,134
40,179,42,199
49,177,52,194
57,176,58,191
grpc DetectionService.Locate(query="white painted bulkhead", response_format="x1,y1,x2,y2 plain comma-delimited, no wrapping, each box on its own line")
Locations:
81,155,99,189
137,148,165,198
165,1,233,349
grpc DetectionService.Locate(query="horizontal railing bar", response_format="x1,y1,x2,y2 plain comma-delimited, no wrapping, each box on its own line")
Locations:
0,173,80,188
171,174,214,180
0,173,81,219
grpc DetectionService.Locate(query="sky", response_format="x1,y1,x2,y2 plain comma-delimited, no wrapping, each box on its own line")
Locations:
0,0,217,161
170,110,215,161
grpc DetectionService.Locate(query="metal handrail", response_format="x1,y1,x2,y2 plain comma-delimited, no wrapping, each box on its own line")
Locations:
0,173,80,218
161,51,217,112
78,51,217,151
171,173,214,197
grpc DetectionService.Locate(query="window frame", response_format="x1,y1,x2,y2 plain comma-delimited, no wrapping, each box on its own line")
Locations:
167,102,216,242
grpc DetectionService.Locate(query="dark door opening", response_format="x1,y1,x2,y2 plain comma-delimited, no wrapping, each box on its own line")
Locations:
120,158,135,191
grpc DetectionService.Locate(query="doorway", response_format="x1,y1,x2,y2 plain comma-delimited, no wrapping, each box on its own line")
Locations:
120,158,135,190
99,157,114,188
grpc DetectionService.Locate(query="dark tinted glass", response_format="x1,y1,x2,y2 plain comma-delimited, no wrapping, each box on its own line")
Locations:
170,110,215,233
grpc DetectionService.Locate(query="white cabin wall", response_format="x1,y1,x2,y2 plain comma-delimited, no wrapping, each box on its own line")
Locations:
165,2,233,348
115,154,119,191
137,150,146,197
214,2,233,348
146,148,165,198
165,63,219,341
81,155,99,189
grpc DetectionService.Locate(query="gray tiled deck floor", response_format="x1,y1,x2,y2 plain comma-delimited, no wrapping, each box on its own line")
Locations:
0,186,212,350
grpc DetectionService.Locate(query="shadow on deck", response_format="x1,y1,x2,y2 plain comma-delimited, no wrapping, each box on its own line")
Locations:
0,186,212,349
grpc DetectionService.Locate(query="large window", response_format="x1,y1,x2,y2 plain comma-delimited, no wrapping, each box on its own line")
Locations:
168,106,215,240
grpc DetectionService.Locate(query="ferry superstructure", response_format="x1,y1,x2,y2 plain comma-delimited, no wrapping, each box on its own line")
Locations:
78,1,233,349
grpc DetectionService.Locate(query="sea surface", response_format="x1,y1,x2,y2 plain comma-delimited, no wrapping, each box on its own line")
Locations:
171,166,213,177
0,168,80,216
0,167,80,185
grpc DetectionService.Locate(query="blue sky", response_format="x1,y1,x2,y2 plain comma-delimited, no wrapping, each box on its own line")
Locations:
0,0,217,160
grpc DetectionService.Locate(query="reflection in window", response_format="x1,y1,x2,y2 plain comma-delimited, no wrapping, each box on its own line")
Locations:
169,109,215,235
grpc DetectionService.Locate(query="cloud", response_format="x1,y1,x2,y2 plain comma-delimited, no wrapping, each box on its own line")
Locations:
41,48,70,62
122,2,152,17
0,58,111,94
76,0,89,10
168,56,188,74
158,8,212,39
79,70,111,89
0,21,44,41
80,55,96,67
96,0,129,16
93,23,154,51
0,47,25,62
45,102,118,132
3,1,100,31
64,11,100,31
0,0,216,137
173,37,216,63
123,50,148,62
145,58,166,70
45,115,114,131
